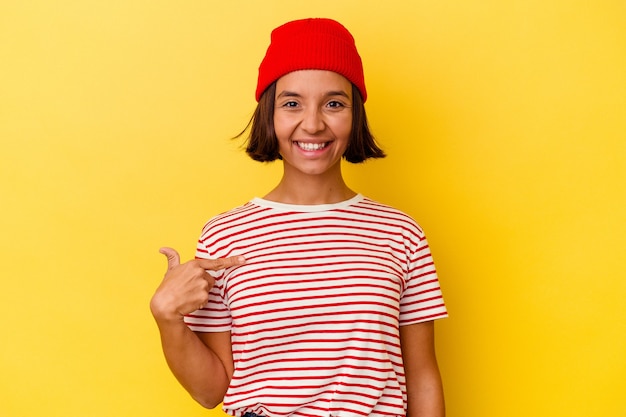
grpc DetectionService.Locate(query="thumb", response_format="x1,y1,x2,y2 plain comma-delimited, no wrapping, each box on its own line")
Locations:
159,247,181,270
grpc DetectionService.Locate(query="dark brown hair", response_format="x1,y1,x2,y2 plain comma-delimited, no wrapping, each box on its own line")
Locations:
238,83,385,163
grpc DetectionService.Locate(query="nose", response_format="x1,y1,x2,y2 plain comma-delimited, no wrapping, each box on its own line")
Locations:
300,106,325,134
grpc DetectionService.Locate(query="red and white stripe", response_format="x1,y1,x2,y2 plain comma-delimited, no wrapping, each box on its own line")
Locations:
184,195,447,417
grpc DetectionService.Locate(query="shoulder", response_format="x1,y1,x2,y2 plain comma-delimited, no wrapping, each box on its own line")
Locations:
200,200,262,232
355,196,426,238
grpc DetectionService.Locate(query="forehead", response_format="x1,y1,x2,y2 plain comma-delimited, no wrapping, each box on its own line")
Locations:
275,70,352,98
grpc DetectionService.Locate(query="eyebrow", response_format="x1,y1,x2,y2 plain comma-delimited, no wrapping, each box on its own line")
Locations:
276,90,351,99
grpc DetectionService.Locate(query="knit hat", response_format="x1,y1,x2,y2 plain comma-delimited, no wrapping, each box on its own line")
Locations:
255,18,367,102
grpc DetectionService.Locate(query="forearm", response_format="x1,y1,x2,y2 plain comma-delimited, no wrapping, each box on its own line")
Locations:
155,318,230,409
400,321,445,417
406,366,445,417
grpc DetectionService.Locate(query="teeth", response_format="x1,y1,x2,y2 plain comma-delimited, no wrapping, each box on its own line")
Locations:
296,142,327,151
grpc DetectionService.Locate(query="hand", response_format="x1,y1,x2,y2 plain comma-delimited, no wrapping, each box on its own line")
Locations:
150,247,245,322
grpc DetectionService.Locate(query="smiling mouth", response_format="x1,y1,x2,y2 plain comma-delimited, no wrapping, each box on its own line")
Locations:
294,141,330,151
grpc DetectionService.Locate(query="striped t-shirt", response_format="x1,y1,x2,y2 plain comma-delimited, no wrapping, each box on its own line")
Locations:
184,194,447,417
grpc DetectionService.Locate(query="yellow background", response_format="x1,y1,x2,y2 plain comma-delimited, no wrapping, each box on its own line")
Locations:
1,1,624,416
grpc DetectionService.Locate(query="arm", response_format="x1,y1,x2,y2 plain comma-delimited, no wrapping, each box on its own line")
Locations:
400,321,445,417
152,318,233,408
150,248,243,408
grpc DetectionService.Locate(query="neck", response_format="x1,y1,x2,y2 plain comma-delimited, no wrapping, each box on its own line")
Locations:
263,165,356,205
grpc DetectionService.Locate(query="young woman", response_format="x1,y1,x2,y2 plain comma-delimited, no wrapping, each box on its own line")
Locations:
150,18,448,417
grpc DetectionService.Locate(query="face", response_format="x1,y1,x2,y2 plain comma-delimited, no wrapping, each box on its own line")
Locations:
273,70,353,178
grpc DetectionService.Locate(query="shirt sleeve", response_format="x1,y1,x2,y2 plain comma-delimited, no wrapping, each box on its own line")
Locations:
183,235,233,332
399,231,448,326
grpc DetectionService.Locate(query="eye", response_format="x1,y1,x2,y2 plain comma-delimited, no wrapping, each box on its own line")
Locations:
327,100,345,108
281,100,299,108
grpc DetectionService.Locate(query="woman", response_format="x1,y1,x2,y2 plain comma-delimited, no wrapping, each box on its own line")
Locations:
150,18,448,417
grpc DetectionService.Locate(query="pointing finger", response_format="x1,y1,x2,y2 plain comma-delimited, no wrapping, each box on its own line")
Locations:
197,255,246,271
159,247,181,270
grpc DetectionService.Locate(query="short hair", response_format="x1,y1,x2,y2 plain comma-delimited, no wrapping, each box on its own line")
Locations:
239,83,385,163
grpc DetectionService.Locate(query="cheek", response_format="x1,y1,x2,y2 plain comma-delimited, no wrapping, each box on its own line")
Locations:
333,116,353,142
273,115,292,141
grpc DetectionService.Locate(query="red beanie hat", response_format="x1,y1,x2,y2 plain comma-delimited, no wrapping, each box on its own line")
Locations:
255,18,367,102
